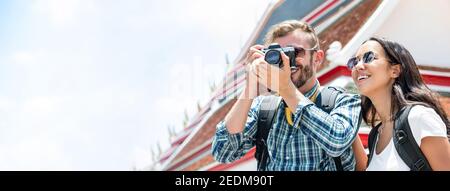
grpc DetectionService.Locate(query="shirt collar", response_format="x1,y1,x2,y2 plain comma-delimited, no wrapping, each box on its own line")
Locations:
304,80,320,98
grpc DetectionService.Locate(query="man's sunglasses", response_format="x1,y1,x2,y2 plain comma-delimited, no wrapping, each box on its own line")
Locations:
289,44,318,58
347,51,376,70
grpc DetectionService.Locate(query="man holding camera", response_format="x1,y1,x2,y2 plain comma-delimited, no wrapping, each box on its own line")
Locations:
212,20,361,171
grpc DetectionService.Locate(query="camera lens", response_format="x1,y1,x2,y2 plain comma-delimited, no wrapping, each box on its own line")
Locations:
265,50,281,65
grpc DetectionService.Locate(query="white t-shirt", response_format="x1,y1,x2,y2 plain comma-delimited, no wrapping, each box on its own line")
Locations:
366,105,447,171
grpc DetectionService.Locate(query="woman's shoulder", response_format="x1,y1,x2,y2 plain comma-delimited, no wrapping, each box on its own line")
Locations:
407,104,447,145
408,104,443,123
408,104,436,116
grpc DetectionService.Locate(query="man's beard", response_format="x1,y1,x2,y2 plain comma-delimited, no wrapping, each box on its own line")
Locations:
292,61,314,88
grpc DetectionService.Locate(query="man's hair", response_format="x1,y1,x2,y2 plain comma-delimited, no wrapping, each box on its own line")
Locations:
263,20,320,50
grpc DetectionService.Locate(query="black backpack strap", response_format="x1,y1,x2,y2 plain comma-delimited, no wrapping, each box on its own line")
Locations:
367,123,381,166
316,86,346,171
317,86,345,113
255,96,281,171
393,104,432,171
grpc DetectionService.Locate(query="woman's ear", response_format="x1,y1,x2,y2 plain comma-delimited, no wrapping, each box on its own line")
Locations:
390,64,401,78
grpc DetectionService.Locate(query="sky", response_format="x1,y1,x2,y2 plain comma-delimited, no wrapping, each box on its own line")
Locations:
0,0,269,170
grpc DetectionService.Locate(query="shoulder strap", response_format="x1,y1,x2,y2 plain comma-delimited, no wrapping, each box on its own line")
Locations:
316,86,346,171
317,86,345,113
367,123,381,166
393,104,432,171
255,95,282,171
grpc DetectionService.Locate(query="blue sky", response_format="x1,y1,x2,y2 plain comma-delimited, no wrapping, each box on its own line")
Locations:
0,0,269,170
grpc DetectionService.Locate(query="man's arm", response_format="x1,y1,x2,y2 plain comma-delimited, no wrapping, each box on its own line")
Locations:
212,44,270,163
352,135,368,171
224,87,255,134
224,44,265,134
295,93,360,157
211,90,262,163
281,85,361,157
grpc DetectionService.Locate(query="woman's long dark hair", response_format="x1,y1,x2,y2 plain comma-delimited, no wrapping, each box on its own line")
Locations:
361,37,449,138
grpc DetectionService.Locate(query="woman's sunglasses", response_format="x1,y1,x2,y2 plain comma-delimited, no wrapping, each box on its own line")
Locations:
347,51,376,70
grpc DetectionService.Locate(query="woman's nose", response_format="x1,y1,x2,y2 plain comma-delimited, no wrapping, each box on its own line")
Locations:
354,60,365,70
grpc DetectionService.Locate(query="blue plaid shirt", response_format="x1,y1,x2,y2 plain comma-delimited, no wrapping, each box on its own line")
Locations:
212,82,361,171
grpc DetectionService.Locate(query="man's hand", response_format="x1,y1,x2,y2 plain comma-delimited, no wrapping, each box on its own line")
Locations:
244,44,265,65
242,45,266,99
251,51,294,95
251,51,302,112
224,45,267,134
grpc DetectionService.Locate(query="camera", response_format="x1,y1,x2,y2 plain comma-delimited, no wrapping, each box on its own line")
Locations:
262,43,297,68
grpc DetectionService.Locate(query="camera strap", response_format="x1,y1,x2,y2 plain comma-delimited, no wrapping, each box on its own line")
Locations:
284,85,320,126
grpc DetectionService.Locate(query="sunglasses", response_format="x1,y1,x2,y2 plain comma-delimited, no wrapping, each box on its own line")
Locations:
347,51,377,70
288,45,317,58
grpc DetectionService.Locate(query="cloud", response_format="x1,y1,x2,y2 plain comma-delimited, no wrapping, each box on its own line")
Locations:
0,95,73,170
130,147,152,170
0,134,74,171
31,0,96,27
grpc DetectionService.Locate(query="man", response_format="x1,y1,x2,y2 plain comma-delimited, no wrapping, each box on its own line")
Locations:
212,20,361,170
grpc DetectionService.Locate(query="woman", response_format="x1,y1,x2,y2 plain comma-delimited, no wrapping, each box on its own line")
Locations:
349,37,450,170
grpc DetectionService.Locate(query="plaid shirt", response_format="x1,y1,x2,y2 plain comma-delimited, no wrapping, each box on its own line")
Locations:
212,82,361,171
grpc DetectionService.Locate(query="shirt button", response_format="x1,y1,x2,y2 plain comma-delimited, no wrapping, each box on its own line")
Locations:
286,156,290,160
290,135,293,138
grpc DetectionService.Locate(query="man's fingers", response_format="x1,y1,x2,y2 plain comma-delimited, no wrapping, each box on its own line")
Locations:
254,58,271,80
280,51,290,71
250,44,265,52
250,52,264,62
258,60,269,71
245,45,265,65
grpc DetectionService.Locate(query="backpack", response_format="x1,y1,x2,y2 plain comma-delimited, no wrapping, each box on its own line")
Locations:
367,104,433,171
254,86,351,171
